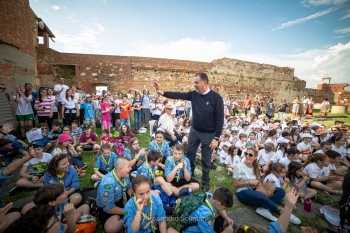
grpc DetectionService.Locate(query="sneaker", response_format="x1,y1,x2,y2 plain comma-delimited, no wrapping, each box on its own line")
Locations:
255,207,278,222
336,190,343,195
94,181,100,188
288,213,301,225
279,209,301,225
9,186,24,196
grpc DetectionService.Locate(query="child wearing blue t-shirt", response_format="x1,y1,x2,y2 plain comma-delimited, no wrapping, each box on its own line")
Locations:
137,150,175,197
123,175,178,233
81,95,97,133
164,144,199,196
91,144,117,187
36,123,53,152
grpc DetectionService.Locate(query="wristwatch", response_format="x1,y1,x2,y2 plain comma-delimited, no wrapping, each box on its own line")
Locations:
214,137,220,141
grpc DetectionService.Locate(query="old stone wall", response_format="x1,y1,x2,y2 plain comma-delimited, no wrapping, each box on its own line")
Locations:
0,0,37,93
317,83,350,107
36,45,325,106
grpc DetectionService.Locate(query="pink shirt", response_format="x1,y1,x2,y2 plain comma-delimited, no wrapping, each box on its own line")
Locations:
34,97,54,116
100,102,111,121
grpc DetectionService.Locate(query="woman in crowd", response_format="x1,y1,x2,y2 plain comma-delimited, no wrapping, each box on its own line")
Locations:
233,147,300,224
265,98,275,120
158,104,182,147
47,88,58,123
14,86,34,139
305,97,314,116
292,96,300,116
34,88,54,130
100,95,112,132
61,89,79,126
320,98,330,116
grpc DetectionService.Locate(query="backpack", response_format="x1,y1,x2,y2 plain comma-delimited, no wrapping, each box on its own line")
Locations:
81,187,98,216
95,120,101,128
174,193,208,230
115,143,125,156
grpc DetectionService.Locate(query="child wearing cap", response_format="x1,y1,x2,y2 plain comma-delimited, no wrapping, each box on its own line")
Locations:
76,125,100,152
182,128,190,143
297,133,319,162
36,123,53,152
239,123,250,135
12,142,52,193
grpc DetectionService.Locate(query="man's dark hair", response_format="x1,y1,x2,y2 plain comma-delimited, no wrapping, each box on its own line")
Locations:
147,150,162,162
195,72,209,84
212,186,233,207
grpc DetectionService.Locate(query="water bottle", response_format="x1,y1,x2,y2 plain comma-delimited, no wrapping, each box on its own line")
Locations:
303,183,307,194
304,199,311,212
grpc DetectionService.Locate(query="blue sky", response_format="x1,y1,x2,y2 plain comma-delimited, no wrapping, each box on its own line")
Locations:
30,0,350,88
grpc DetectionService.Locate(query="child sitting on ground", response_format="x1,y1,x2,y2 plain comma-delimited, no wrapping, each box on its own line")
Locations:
36,123,53,152
43,154,82,206
279,147,301,170
96,157,133,233
76,125,100,152
287,161,317,201
0,138,29,166
50,121,62,144
100,129,113,148
304,153,343,196
12,141,52,194
91,144,117,187
219,144,229,165
181,186,234,233
123,175,178,233
264,162,289,189
71,120,82,142
113,123,134,147
164,144,199,196
225,145,240,175
137,150,176,198
326,150,346,181
235,133,247,157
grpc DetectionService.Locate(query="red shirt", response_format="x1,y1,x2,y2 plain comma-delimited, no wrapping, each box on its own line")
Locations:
243,98,252,108
79,132,97,143
119,102,131,119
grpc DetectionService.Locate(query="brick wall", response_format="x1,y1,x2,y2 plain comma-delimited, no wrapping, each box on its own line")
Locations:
36,45,323,105
0,0,36,93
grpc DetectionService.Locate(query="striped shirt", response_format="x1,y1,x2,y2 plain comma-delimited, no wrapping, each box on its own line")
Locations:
34,97,54,116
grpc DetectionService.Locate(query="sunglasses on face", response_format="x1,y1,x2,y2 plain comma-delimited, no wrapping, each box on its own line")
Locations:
167,108,173,110
244,152,254,157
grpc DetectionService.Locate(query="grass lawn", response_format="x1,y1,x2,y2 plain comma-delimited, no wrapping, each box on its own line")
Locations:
2,110,349,232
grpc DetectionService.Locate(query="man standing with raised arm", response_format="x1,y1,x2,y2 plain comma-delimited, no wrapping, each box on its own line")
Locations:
154,72,224,191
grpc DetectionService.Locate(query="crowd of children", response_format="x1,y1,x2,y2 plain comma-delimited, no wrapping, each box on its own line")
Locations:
1,83,350,233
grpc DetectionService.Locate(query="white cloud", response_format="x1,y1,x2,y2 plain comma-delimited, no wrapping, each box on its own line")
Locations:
125,38,232,62
272,5,342,31
301,0,348,7
124,38,350,88
334,27,350,34
53,27,102,53
44,8,48,12
52,6,60,10
340,9,350,19
32,0,38,2
334,35,347,38
94,22,105,32
67,14,76,23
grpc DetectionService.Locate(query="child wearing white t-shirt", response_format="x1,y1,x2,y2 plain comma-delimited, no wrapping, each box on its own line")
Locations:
235,133,247,157
258,143,276,172
304,153,342,195
219,144,229,165
263,162,289,189
225,146,240,175
15,142,52,190
279,147,301,170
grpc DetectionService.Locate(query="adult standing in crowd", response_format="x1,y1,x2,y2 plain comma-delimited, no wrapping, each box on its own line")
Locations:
25,83,38,127
154,72,224,191
292,96,300,116
265,98,275,120
133,88,151,129
53,77,69,120
277,98,288,122
301,95,308,116
320,98,330,116
243,95,252,116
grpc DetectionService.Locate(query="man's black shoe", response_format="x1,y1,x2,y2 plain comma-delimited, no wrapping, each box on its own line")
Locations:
211,162,217,170
202,183,209,192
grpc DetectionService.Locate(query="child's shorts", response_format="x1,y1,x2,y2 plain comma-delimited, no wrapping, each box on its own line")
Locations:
84,118,96,124
16,114,35,121
170,177,199,188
